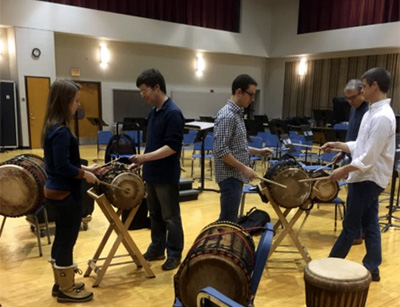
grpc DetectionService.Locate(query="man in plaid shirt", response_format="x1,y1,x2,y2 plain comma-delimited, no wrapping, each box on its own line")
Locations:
213,74,272,222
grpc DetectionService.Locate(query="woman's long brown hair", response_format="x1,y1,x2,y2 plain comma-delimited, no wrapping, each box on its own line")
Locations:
41,79,81,147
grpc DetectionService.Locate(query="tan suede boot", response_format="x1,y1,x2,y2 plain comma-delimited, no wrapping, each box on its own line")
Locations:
50,260,85,296
54,264,93,303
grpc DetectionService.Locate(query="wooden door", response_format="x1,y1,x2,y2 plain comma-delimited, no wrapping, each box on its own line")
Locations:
72,81,101,144
25,77,51,149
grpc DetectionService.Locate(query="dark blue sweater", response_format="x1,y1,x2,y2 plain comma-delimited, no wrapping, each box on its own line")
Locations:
43,125,83,199
143,98,184,184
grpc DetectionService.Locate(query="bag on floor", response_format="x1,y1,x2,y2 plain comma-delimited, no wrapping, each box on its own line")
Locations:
238,207,270,234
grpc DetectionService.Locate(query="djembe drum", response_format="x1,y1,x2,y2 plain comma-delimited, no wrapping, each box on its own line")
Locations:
174,221,255,307
0,154,47,217
304,258,371,307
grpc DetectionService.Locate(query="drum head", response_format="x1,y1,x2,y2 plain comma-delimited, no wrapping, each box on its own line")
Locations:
268,166,312,208
0,165,39,217
309,171,339,202
176,254,250,307
313,179,339,202
106,172,145,209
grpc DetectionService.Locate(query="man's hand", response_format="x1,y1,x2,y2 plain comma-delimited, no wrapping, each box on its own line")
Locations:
242,166,257,180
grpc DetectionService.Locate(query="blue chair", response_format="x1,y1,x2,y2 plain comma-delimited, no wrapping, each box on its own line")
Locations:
182,130,198,165
195,223,274,307
97,130,113,161
191,134,213,178
248,136,264,170
239,185,259,217
124,130,144,153
333,123,349,131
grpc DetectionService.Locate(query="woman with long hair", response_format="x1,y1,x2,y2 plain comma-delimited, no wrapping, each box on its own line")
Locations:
42,79,99,303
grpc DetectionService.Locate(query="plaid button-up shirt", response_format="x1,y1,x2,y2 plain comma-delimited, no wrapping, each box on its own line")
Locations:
213,100,250,184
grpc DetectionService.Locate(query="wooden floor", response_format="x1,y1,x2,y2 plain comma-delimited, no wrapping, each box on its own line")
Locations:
1,145,399,307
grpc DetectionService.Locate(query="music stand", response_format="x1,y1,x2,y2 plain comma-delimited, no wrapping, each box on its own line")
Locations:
122,118,146,155
87,117,108,128
268,119,289,139
185,121,218,193
300,125,314,142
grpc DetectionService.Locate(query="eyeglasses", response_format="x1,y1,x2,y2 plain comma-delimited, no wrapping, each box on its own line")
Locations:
345,93,360,101
244,90,255,97
140,87,152,97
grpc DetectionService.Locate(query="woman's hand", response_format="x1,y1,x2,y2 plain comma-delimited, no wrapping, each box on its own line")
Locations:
83,171,100,185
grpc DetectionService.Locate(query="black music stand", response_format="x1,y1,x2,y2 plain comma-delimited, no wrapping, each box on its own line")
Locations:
122,118,147,155
87,117,108,128
185,121,218,193
380,134,400,232
268,119,290,158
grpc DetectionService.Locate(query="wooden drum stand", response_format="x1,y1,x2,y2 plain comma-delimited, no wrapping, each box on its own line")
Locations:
257,182,312,263
84,188,155,287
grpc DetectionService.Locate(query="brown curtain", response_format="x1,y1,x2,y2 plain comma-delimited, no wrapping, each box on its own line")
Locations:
282,53,400,118
298,0,399,34
38,0,241,32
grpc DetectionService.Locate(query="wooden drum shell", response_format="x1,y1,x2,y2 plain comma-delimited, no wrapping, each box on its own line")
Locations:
304,258,371,307
0,154,47,217
174,221,255,307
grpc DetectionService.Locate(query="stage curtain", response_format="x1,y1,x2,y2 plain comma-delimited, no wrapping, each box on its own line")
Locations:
298,0,399,34
282,53,400,118
38,0,240,32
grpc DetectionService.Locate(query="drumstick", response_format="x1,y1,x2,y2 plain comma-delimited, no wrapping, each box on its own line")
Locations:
256,176,287,189
99,157,121,168
292,143,342,152
312,161,335,173
99,181,131,193
298,177,330,183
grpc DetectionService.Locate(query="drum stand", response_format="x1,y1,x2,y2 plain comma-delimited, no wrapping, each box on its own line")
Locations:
84,188,155,287
257,183,312,264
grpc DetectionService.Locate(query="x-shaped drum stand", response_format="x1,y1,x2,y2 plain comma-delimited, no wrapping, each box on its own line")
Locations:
257,183,312,263
84,188,155,287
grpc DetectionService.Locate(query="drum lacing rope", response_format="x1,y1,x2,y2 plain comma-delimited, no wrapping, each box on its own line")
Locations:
186,229,255,268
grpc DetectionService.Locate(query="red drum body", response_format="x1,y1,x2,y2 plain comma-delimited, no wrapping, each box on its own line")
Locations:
94,163,145,209
0,154,47,217
264,160,312,208
174,221,255,307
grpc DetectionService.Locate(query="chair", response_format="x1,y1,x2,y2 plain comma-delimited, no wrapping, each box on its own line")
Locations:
124,130,144,153
0,205,52,257
97,130,113,161
195,223,274,307
239,185,259,217
191,134,213,178
248,136,264,170
182,130,198,165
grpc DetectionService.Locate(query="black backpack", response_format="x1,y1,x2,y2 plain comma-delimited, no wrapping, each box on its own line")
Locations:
104,134,136,163
238,207,271,234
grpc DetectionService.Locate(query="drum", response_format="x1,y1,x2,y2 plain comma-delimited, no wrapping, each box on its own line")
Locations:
264,159,312,208
310,170,339,202
174,221,255,307
304,258,371,307
94,162,145,209
0,154,47,217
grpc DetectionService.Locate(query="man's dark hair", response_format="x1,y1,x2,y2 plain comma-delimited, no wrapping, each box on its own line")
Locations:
231,74,257,95
136,68,167,94
361,67,391,93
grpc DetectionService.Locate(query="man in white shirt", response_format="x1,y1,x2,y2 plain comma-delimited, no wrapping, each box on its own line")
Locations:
321,67,395,282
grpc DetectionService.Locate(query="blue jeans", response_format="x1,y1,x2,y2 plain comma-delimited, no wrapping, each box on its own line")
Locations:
146,183,184,259
49,193,83,266
218,177,244,223
329,181,383,274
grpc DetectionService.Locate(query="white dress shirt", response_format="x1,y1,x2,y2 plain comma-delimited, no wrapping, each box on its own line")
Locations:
347,98,396,188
